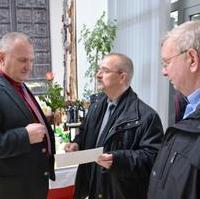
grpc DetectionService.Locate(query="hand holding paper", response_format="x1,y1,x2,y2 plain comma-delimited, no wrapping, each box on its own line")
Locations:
96,153,113,169
64,142,79,152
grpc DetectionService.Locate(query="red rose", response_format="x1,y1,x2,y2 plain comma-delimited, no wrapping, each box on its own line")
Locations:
46,72,54,81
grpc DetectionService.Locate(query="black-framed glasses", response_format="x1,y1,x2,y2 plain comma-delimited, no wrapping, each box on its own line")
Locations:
161,49,188,68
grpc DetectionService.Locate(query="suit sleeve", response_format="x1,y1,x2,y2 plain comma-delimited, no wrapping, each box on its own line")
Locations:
0,126,31,158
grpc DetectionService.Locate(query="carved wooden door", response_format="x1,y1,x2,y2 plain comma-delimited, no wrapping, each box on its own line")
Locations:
0,0,51,94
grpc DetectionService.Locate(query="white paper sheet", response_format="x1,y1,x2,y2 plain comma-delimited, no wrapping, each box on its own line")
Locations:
55,147,103,168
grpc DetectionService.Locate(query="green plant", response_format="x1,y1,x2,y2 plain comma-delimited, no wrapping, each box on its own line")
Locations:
79,11,117,92
39,72,65,113
39,72,65,131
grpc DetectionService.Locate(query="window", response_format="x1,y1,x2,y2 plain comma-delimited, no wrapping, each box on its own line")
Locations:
170,11,178,27
190,13,200,21
0,0,51,95
171,0,178,3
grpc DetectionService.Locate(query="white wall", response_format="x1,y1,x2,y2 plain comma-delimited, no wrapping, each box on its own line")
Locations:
49,0,107,97
108,0,170,129
76,0,170,128
50,0,170,128
76,0,107,99
49,0,64,86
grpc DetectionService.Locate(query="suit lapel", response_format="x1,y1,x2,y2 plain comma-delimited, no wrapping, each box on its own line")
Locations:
96,103,123,146
85,97,107,147
0,77,34,121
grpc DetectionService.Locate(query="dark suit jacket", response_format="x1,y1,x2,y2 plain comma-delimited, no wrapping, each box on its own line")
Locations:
0,76,55,199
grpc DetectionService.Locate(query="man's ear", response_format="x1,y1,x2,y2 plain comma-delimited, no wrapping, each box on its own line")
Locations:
0,52,5,64
120,72,128,84
186,48,199,72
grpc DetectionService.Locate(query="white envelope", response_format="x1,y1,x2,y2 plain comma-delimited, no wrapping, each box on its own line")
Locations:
55,147,103,168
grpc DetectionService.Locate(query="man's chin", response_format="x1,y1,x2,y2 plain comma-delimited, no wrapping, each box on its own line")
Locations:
97,85,104,91
172,83,177,90
19,75,29,82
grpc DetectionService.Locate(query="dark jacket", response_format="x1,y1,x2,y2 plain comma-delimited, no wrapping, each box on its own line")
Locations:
148,108,200,199
73,87,163,199
0,76,55,199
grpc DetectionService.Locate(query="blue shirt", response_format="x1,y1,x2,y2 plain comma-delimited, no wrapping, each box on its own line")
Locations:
183,88,200,119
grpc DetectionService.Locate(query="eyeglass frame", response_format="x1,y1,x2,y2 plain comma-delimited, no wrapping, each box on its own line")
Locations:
96,66,123,74
161,49,188,68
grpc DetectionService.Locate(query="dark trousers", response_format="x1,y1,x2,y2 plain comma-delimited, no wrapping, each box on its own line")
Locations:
0,175,49,199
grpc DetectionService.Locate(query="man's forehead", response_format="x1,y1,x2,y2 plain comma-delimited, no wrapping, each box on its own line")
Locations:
162,38,177,49
101,56,118,66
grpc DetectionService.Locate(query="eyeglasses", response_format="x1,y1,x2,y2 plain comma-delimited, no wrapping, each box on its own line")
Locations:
161,50,188,68
97,67,122,74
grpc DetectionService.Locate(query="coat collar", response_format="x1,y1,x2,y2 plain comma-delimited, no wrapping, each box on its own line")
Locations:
95,87,141,146
95,87,140,122
167,106,200,135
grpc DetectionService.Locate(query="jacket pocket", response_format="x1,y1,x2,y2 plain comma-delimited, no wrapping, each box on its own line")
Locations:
107,120,141,149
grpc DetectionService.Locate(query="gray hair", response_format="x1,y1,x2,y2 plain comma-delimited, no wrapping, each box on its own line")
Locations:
163,21,200,54
0,32,33,52
104,53,134,84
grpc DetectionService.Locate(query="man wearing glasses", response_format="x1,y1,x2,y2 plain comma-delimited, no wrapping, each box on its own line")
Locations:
148,21,200,199
65,53,163,199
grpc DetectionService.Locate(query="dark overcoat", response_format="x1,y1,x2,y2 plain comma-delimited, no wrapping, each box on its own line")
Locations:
74,87,163,199
148,107,200,199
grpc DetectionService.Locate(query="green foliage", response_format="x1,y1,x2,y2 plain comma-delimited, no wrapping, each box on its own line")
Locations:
39,81,65,113
55,127,68,142
79,11,117,82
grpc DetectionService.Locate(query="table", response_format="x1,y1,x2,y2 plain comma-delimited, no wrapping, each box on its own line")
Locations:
48,166,77,199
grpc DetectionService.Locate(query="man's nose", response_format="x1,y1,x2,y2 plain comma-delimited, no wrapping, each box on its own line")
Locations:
162,67,168,76
96,71,102,78
25,61,33,71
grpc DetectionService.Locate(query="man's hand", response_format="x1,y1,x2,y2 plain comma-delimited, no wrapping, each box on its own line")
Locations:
96,153,113,169
64,142,79,152
25,123,47,144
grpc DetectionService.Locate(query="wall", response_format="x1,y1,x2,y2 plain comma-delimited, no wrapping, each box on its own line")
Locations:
49,0,64,86
75,0,170,128
76,0,107,99
108,0,170,129
50,0,170,128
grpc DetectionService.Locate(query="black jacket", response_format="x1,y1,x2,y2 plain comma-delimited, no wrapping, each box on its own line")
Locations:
0,76,55,199
73,87,163,199
148,108,200,199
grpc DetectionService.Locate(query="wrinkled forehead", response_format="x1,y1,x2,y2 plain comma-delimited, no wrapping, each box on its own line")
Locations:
161,39,178,55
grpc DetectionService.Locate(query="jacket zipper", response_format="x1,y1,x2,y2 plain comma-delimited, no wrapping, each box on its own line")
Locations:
161,151,178,188
155,134,177,181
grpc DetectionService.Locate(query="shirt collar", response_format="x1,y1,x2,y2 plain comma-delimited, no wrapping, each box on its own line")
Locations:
107,98,119,107
0,69,22,88
187,88,200,106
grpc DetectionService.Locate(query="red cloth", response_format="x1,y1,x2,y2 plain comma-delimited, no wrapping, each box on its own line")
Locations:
48,186,75,199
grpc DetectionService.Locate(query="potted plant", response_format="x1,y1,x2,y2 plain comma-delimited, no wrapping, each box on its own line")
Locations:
79,11,117,94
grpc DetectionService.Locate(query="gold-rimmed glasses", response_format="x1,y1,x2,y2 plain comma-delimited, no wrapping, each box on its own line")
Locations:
161,49,188,68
